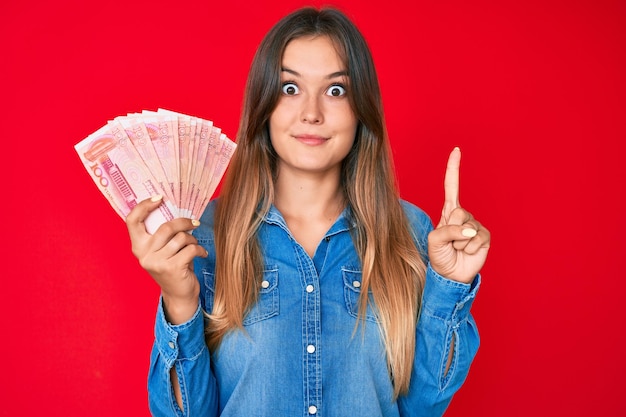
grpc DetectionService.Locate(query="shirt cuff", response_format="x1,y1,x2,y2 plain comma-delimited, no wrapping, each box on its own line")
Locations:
421,263,481,322
154,296,207,367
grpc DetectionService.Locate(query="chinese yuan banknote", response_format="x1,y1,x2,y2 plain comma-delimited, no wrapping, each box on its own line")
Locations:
75,109,236,234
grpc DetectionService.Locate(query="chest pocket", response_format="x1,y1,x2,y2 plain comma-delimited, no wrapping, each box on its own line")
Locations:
202,266,279,325
342,267,379,324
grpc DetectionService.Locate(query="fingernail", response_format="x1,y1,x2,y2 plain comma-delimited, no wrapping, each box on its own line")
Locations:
191,219,201,227
462,228,477,237
150,194,163,202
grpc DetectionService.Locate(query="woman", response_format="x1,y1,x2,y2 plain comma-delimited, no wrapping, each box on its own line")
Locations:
126,6,490,417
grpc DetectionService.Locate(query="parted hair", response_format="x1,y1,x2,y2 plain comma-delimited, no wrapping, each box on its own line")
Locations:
207,6,426,398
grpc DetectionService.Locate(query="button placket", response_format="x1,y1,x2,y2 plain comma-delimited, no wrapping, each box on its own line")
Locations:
298,245,322,417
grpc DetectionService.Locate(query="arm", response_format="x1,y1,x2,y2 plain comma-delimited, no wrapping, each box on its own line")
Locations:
148,299,218,417
399,148,489,415
125,196,218,416
398,264,480,415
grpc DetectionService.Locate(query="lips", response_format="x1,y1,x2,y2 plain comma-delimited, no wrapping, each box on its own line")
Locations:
293,134,329,146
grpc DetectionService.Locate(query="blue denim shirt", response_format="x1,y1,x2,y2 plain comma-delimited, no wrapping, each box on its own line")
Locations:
148,200,480,417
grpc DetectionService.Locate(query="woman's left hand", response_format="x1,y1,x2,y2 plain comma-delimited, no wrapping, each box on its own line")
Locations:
428,147,491,284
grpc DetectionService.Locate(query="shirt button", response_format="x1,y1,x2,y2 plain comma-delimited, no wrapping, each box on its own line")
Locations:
168,341,175,349
261,280,270,289
353,280,361,288
306,284,314,293
309,405,317,414
307,344,316,354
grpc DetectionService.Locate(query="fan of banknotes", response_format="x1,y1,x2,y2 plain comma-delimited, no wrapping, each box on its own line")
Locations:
75,109,236,234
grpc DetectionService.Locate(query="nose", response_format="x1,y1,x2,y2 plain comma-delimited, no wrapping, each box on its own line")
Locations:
301,95,323,124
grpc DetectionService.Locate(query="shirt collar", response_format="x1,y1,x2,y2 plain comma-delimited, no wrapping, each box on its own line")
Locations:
262,204,355,237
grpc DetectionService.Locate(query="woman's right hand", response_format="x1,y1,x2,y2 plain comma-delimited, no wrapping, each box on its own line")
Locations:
126,195,208,324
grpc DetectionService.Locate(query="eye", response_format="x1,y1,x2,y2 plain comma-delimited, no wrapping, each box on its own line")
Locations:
281,82,299,95
326,84,347,97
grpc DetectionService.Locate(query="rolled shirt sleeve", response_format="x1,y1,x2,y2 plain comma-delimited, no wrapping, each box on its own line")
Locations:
399,263,480,416
148,297,218,417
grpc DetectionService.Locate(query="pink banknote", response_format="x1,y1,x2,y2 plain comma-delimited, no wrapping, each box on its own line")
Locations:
75,121,178,233
75,110,236,232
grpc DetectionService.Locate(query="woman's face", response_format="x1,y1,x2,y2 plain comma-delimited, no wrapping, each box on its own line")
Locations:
269,35,358,177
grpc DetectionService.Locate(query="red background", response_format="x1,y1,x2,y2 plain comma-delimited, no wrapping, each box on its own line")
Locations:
1,0,625,415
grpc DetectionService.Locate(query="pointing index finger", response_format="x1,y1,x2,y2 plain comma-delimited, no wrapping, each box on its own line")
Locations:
442,147,461,221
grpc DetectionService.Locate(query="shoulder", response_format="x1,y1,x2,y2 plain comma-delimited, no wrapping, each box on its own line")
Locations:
192,199,218,243
199,199,218,225
400,199,434,257
400,200,433,233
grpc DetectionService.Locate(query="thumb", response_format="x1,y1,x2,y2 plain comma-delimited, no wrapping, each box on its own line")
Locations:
125,195,165,239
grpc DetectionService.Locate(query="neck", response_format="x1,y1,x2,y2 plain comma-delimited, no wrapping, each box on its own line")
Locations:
273,167,345,222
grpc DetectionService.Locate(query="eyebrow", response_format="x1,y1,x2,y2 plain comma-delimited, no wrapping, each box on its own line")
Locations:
281,67,349,79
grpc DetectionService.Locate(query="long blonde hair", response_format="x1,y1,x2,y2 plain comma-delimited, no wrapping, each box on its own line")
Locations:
208,6,426,398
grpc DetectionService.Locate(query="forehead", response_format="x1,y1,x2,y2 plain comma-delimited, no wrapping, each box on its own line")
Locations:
281,35,346,72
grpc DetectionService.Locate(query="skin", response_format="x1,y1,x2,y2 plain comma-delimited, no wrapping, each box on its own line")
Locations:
270,35,358,257
269,36,357,177
125,36,490,412
428,147,491,284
